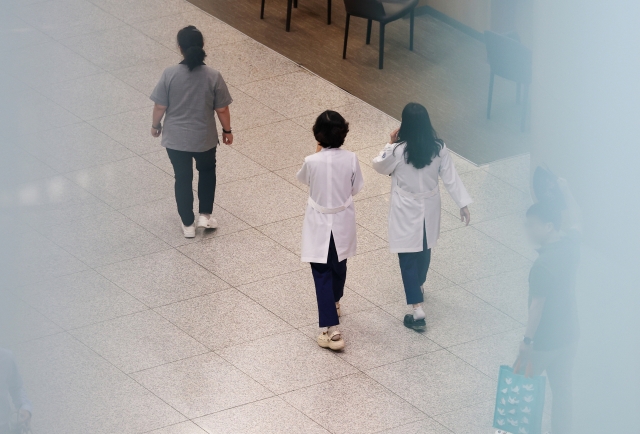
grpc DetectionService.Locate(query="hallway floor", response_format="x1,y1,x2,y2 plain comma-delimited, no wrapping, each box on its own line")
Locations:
0,0,538,433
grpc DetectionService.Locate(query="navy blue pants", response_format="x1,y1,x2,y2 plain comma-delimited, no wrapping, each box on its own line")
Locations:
398,228,431,305
310,233,346,328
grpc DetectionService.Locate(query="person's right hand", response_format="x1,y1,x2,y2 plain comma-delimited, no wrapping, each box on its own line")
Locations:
222,132,233,145
151,127,161,138
19,409,31,424
390,128,400,143
460,206,471,226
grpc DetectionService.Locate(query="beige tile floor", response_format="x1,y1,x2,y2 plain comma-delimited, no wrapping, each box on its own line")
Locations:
0,1,538,433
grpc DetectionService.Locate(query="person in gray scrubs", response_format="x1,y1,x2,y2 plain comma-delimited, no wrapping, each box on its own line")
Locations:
0,348,31,434
150,25,233,238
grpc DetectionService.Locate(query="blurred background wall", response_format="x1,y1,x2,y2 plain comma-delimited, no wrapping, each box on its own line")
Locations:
531,0,640,431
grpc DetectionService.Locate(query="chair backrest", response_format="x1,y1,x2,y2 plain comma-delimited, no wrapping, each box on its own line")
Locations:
343,0,386,21
484,30,532,83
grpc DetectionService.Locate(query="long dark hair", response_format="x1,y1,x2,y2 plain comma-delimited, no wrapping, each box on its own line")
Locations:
177,26,206,71
395,103,442,169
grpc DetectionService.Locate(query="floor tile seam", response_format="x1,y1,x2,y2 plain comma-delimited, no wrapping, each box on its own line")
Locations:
469,218,537,263
456,284,529,326
439,282,528,327
437,222,534,266
370,417,452,434
32,209,175,277
84,0,199,28
121,347,214,376
0,38,108,87
63,330,192,421
480,166,531,194
234,72,356,119
19,134,147,176
213,347,290,396
35,15,130,44
0,327,67,348
444,324,526,354
4,142,64,183
179,394,326,433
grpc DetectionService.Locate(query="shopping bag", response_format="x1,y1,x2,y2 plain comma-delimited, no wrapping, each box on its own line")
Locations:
492,365,546,434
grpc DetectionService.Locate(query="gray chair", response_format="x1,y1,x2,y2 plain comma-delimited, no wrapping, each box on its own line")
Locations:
342,0,419,69
261,0,332,32
484,30,532,131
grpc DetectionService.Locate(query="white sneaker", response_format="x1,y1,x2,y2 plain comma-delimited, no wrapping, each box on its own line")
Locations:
197,215,218,229
182,223,196,238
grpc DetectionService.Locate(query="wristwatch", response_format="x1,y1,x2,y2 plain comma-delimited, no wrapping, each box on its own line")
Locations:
523,336,533,345
152,123,162,131
222,128,232,134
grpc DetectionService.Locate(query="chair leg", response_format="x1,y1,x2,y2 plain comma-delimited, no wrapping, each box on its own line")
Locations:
379,22,385,69
260,0,265,19
521,84,529,132
286,0,293,31
327,0,331,24
487,72,494,119
343,14,350,59
366,19,372,44
516,82,521,104
409,10,415,51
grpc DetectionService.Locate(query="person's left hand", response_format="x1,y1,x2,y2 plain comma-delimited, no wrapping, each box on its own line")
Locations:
222,132,233,145
514,341,534,376
151,127,161,138
460,206,470,226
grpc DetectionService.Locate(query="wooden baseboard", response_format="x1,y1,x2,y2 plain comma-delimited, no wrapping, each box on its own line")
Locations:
414,5,484,42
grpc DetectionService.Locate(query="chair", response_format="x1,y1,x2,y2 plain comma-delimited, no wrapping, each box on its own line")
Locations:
261,0,332,32
484,30,532,132
342,0,419,69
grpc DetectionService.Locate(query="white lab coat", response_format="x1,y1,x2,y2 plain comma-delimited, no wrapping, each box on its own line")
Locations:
297,148,365,263
372,142,472,253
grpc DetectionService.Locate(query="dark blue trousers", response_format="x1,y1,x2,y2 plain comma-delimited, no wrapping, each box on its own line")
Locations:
398,228,431,305
310,233,346,328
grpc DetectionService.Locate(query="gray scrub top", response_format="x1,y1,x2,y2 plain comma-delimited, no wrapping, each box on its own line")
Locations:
151,64,233,153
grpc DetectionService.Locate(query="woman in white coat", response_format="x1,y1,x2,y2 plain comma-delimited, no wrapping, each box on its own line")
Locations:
372,103,472,331
297,111,364,350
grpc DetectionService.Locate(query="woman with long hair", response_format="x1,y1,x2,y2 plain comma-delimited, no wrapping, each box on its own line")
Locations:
150,25,233,238
372,103,472,331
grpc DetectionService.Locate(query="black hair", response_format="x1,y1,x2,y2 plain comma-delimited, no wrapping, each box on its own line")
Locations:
395,103,442,169
526,201,562,230
177,26,206,71
313,110,349,148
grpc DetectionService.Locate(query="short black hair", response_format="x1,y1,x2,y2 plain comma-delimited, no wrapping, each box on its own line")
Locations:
526,201,562,230
313,110,349,148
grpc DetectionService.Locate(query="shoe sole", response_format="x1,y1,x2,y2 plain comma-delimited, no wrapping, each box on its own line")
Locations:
403,316,426,332
317,337,345,351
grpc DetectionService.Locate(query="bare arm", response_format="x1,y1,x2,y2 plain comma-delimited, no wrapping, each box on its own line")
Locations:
151,103,167,138
215,105,233,145
515,297,546,375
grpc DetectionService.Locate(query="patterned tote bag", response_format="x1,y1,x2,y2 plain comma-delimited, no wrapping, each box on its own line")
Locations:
493,365,546,434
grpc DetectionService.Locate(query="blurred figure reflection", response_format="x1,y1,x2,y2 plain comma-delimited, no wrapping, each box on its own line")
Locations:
0,348,31,434
514,175,581,434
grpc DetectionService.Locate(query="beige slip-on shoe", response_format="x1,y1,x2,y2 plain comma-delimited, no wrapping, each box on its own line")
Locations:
317,330,345,351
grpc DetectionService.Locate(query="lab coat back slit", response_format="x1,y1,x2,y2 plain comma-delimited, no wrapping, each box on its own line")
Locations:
372,142,472,253
296,148,365,263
